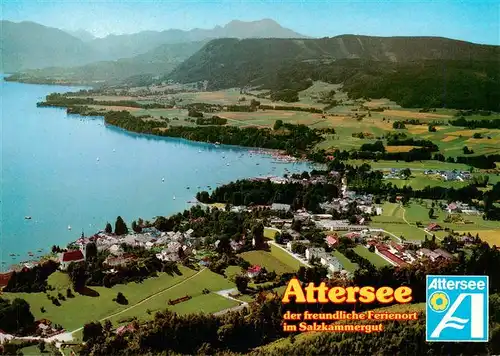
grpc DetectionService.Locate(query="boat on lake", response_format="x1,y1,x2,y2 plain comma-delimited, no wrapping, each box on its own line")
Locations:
24,216,32,220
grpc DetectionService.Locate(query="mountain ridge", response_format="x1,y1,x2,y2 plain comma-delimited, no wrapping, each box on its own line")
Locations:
167,35,500,88
1,19,307,71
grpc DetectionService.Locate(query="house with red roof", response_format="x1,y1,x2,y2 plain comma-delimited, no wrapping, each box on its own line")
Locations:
0,271,13,289
390,241,406,253
247,265,262,278
59,250,85,270
115,323,136,335
447,202,459,213
375,244,407,267
325,234,338,247
426,223,442,232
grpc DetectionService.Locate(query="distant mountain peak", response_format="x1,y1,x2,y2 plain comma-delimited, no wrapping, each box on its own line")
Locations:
65,29,95,42
221,18,307,38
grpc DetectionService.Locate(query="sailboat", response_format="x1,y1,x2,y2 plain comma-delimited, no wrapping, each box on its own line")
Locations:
67,225,72,230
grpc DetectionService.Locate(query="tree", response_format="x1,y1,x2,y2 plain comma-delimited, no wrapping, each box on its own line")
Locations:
368,245,375,253
104,222,112,234
66,288,74,298
114,292,128,305
428,208,435,219
114,216,128,236
274,232,282,244
131,220,142,233
83,321,103,342
401,168,411,180
38,341,45,353
273,120,283,130
85,242,97,261
463,146,474,154
291,219,302,232
235,275,249,293
251,222,265,248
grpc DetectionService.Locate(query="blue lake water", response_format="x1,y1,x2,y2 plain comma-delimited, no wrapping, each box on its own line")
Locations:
0,78,311,269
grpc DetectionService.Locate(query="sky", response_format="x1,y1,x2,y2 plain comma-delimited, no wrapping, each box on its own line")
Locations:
2,0,499,45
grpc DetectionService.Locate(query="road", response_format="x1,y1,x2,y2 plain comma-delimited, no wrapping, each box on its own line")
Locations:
213,288,249,316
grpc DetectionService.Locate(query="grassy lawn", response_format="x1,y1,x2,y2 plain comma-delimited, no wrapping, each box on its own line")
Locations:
3,267,200,331
370,202,429,240
20,345,44,356
270,244,306,270
105,268,236,325
353,246,391,267
225,265,243,280
331,250,358,272
239,245,304,275
386,174,468,189
264,227,278,239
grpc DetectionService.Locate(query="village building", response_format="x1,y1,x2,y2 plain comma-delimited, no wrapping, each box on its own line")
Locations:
305,247,326,261
271,203,291,212
417,248,440,261
320,255,344,274
104,254,137,268
426,223,442,232
115,323,137,335
247,265,262,278
375,244,407,267
325,234,338,247
0,271,13,290
59,250,85,270
434,248,454,260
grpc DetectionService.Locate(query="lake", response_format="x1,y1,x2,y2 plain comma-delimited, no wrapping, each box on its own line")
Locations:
0,78,311,269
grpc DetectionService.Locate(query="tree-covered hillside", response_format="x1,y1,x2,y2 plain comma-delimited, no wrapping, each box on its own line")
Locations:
168,36,500,110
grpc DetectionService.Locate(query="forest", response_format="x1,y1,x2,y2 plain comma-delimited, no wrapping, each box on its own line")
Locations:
195,178,340,213
103,111,324,154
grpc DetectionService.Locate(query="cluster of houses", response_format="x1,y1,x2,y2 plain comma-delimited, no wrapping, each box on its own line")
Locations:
383,169,410,180
424,169,472,182
365,239,454,267
320,193,383,217
70,228,198,265
445,202,480,215
250,175,328,186
282,237,348,277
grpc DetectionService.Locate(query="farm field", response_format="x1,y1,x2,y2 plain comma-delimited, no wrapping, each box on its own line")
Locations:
2,266,237,332
352,246,391,267
349,160,471,171
370,202,429,240
239,244,305,274
457,230,500,247
385,173,469,189
67,84,500,159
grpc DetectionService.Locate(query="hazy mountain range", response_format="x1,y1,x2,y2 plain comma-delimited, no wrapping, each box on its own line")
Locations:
0,19,306,72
